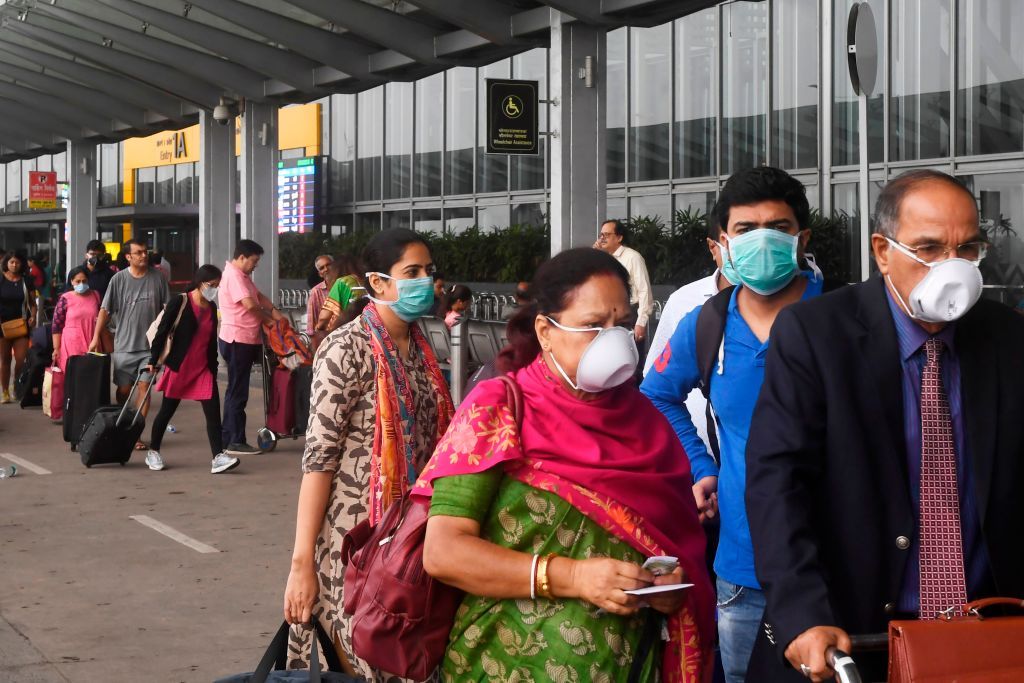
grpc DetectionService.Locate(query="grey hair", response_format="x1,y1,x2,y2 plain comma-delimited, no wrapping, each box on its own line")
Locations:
874,170,976,238
314,254,333,264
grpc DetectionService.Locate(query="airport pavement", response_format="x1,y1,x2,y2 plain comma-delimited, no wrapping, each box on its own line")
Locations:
0,385,305,682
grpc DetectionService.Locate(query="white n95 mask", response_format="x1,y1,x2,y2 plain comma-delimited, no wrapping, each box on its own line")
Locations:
545,317,638,393
886,238,984,323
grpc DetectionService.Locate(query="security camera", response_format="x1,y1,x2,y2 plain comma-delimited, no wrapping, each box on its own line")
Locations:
213,103,231,125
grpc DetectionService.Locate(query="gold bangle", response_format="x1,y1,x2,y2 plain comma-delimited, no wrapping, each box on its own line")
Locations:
537,553,556,599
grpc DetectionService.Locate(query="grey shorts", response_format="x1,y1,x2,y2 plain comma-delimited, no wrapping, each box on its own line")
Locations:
111,350,155,387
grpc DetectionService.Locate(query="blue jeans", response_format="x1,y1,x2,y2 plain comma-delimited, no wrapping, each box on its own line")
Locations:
717,577,766,683
219,339,261,447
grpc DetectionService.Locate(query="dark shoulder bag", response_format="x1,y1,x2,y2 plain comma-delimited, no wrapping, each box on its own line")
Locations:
340,375,522,680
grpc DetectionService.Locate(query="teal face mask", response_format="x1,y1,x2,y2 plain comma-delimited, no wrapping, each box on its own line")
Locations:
721,228,801,296
367,272,435,322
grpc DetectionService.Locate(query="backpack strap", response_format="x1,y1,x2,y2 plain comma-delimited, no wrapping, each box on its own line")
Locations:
693,286,734,463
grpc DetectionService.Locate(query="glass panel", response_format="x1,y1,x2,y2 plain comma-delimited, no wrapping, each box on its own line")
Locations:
477,59,510,193
446,68,475,195
385,82,412,199
674,191,716,216
675,10,717,179
772,0,819,169
833,0,885,165
607,28,627,184
722,1,768,173
280,148,305,160
963,173,1024,304
357,87,383,201
53,151,67,182
478,204,510,229
805,184,820,211
827,181,882,282
136,166,155,205
413,208,442,234
607,196,627,222
415,73,444,197
511,202,546,226
630,194,672,221
330,94,356,205
511,48,547,191
156,165,174,204
21,157,35,211
444,206,474,233
384,210,410,230
957,0,1024,156
36,156,51,173
357,212,381,232
6,160,19,212
891,0,952,160
175,162,195,204
629,24,671,181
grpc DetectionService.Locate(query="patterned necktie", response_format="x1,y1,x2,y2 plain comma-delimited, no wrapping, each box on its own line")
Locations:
918,337,968,619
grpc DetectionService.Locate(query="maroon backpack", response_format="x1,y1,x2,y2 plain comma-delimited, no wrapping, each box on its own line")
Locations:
341,375,522,680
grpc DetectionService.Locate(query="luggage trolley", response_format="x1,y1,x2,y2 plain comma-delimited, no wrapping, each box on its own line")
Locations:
255,326,314,452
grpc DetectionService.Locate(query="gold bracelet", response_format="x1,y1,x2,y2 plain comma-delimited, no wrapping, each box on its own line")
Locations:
536,553,556,599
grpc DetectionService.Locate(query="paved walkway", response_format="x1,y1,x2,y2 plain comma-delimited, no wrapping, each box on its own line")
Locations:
0,384,305,682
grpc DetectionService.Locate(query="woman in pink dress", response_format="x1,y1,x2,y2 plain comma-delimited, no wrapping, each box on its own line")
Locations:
144,264,239,475
51,267,101,371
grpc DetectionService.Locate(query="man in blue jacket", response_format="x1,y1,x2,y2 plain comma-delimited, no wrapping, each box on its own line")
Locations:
641,166,826,683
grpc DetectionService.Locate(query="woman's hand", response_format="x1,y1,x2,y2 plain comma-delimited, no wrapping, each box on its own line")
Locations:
52,348,60,365
568,558,653,616
645,566,688,615
283,560,319,625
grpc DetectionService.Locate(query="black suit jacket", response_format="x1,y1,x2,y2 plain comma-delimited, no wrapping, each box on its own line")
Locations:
149,292,219,374
744,276,1024,680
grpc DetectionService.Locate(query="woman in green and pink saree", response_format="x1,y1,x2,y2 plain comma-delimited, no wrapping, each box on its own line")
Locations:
418,248,715,683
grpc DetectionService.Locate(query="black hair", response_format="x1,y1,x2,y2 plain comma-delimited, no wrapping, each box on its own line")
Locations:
499,248,631,373
2,253,27,275
713,166,810,232
191,264,222,290
149,251,163,267
601,218,627,239
874,170,976,238
433,272,446,282
66,266,89,285
438,284,473,318
122,237,147,254
86,239,106,253
362,228,431,297
233,239,265,259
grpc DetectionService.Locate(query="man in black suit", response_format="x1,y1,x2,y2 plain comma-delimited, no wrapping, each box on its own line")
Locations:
745,170,1024,682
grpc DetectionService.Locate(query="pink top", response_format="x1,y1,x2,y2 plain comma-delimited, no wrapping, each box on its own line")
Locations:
156,296,214,401
218,260,262,345
56,290,101,372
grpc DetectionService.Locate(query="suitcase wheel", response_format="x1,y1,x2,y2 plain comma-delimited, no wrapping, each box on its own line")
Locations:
257,427,278,452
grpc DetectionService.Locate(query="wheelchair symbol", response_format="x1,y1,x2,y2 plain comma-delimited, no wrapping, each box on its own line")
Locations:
502,95,524,119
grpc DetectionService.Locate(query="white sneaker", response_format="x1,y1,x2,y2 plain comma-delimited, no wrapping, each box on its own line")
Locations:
211,453,240,474
145,450,165,471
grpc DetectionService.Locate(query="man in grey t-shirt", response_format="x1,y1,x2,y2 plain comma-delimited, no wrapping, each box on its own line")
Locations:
90,239,169,436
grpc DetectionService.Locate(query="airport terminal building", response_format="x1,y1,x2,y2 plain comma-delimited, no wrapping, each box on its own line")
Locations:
0,0,1021,303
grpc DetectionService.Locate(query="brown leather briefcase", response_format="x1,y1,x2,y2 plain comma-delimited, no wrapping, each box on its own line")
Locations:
888,597,1024,682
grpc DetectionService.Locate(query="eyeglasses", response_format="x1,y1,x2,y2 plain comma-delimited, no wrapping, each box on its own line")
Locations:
886,238,988,265
130,250,148,257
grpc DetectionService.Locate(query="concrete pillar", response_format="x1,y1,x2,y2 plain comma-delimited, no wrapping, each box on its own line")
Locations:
549,12,607,253
199,110,237,268
66,141,97,271
239,100,278,301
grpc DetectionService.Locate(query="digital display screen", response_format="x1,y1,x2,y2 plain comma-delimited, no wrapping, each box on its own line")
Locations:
277,157,318,234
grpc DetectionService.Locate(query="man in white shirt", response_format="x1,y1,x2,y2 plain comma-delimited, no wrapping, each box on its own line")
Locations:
642,234,733,451
595,219,654,348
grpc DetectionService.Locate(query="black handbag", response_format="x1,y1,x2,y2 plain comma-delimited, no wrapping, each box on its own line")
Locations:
213,621,363,683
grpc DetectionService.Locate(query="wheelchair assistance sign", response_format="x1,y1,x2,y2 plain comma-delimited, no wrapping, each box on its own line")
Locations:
486,79,539,155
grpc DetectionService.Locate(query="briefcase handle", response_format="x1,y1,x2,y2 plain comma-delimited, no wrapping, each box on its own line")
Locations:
963,597,1024,617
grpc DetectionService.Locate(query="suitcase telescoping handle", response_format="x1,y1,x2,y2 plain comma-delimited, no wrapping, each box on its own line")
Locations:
826,647,863,683
115,368,158,429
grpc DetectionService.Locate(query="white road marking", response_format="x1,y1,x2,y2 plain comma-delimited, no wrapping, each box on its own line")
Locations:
129,515,220,554
0,452,52,475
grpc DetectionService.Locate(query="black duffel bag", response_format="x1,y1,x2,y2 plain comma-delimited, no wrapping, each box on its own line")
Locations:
214,621,363,683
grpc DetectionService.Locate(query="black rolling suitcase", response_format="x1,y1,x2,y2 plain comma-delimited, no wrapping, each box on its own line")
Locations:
293,364,313,435
63,353,112,447
16,346,49,407
79,374,154,468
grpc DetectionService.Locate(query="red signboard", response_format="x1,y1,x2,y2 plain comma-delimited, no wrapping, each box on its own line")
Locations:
29,171,57,209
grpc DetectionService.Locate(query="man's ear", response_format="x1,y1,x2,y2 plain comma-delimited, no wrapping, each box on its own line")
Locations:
871,234,892,275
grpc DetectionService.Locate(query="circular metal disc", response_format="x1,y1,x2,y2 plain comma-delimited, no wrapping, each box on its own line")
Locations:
847,3,878,97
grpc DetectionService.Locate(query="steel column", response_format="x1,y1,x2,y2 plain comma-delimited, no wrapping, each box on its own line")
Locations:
199,111,237,269
239,101,278,301
67,142,97,273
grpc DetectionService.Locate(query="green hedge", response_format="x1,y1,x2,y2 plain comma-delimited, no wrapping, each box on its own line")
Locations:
279,209,854,285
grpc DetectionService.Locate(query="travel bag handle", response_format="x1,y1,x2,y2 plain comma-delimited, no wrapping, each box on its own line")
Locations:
114,369,158,429
963,597,1024,617
251,620,344,683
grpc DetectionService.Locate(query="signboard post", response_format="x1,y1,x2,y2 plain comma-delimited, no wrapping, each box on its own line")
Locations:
485,79,539,156
276,157,320,234
28,171,58,210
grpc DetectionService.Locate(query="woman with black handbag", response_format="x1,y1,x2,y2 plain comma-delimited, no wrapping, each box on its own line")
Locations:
0,253,36,404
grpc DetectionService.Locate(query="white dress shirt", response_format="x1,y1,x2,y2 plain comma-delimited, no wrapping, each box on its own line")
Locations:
612,245,654,328
642,270,723,452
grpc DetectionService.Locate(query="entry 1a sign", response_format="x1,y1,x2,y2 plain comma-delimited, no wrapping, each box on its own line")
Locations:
486,79,539,155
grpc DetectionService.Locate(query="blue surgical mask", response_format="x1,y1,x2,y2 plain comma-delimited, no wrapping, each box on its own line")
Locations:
367,272,435,323
721,229,801,296
73,282,89,295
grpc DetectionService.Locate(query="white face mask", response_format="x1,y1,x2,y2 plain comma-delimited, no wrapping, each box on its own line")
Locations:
544,316,638,393
202,285,219,303
885,238,984,323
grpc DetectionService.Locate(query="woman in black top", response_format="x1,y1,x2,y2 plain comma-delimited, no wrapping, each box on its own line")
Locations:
0,254,36,404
